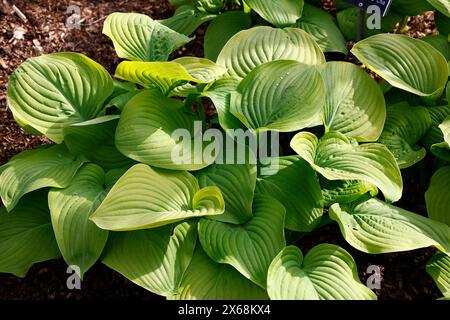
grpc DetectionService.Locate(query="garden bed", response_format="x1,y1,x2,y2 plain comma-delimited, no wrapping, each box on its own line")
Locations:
0,0,445,300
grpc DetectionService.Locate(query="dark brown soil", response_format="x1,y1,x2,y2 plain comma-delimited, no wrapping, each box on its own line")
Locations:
0,0,444,300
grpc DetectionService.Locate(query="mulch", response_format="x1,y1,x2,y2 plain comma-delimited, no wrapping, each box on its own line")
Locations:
0,0,443,300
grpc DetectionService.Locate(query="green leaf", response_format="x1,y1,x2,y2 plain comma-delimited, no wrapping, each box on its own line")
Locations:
103,12,191,61
435,11,450,37
351,34,448,99
0,191,60,277
267,245,376,300
426,166,450,227
160,5,216,36
320,61,386,142
173,57,227,82
201,77,243,129
204,11,252,61
329,197,450,255
294,3,347,54
169,246,268,300
103,221,197,297
256,156,323,232
422,35,450,61
378,104,431,169
421,105,450,150
217,26,325,79
90,164,224,231
198,195,285,288
115,89,211,171
320,178,378,207
197,163,256,224
0,144,86,211
245,0,304,27
7,53,113,143
291,131,403,202
231,60,325,132
431,115,450,161
426,252,450,298
115,61,201,95
391,0,434,16
427,0,450,17
48,164,111,277
63,116,134,170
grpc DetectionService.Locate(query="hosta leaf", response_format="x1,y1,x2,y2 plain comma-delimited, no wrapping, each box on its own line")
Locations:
320,61,386,142
256,156,323,232
431,115,450,161
231,60,325,132
320,178,378,207
294,3,347,54
7,53,113,143
426,252,450,298
378,104,431,169
291,131,403,202
425,167,450,226
204,11,252,61
197,163,256,224
427,0,450,17
329,197,450,255
169,246,268,300
435,11,450,37
391,0,434,16
115,61,201,95
173,57,227,82
90,164,224,231
48,164,111,277
0,144,86,211
160,5,216,36
103,221,197,297
267,245,376,300
0,191,60,277
217,26,325,79
201,77,243,129
422,35,450,60
244,0,304,27
103,12,191,62
63,116,134,170
352,34,448,98
198,195,285,288
115,89,211,171
421,105,450,149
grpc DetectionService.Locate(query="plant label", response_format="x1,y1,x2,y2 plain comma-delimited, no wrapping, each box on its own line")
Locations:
342,0,393,17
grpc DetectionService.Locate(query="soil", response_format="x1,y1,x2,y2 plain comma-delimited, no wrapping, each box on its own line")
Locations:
0,0,443,300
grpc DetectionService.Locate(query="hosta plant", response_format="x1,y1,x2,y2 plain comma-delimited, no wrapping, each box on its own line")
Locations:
1,0,450,300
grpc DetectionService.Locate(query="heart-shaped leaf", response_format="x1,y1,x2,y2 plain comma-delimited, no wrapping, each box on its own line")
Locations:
267,245,376,300
352,34,448,99
320,61,386,142
63,116,134,170
330,197,450,255
426,252,450,299
169,246,268,300
231,60,325,132
378,104,432,169
291,131,403,202
173,57,227,83
217,26,325,79
198,195,285,288
0,144,86,211
256,156,323,232
115,89,211,171
103,12,191,61
426,166,450,226
320,178,378,207
197,163,256,224
90,164,224,231
103,221,197,297
0,190,60,277
7,53,113,143
48,164,116,277
294,3,347,54
245,0,304,27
